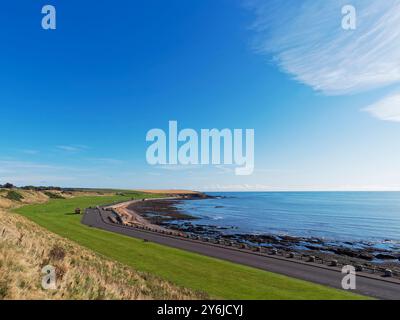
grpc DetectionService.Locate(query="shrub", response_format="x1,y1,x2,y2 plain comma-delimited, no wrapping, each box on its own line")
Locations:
0,280,9,299
20,186,35,190
48,246,66,261
0,183,14,189
5,191,24,202
43,191,65,199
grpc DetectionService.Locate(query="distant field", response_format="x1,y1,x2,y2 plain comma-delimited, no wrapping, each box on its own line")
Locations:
15,194,367,300
136,189,203,194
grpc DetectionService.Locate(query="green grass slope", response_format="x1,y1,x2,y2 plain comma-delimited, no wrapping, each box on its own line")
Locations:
15,194,367,300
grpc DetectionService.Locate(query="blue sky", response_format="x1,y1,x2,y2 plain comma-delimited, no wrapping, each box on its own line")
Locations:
1,0,400,191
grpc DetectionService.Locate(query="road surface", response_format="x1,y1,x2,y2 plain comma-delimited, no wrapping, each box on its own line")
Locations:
82,207,400,300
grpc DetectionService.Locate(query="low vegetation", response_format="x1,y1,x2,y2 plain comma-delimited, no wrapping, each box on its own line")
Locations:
0,189,49,210
43,191,65,199
5,191,24,202
14,193,366,300
0,183,14,189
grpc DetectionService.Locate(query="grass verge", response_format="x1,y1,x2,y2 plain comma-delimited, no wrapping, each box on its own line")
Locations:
0,206,204,299
15,195,367,300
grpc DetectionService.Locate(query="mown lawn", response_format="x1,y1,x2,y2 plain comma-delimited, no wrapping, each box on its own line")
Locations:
15,195,367,300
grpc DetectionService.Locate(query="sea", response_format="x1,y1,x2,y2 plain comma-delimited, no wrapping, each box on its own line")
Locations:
174,192,400,251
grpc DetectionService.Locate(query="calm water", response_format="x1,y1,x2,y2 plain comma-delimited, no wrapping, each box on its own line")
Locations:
175,192,400,245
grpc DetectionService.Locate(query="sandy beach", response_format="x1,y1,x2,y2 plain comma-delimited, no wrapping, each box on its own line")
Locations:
105,197,187,234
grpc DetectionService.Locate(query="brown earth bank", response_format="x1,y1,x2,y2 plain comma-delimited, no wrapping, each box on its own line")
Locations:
128,197,400,276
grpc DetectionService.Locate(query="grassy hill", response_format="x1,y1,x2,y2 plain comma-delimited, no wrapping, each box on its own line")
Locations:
11,191,366,300
0,189,205,299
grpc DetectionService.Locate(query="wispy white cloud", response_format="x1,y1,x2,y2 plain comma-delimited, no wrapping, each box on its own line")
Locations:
364,93,400,122
0,160,57,170
0,175,75,185
246,0,400,95
20,149,40,155
87,158,125,165
0,160,98,186
57,145,79,152
57,145,89,153
214,165,235,174
199,184,273,191
155,165,201,171
154,165,239,175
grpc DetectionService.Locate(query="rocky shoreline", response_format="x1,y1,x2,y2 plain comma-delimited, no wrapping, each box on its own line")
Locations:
128,197,400,273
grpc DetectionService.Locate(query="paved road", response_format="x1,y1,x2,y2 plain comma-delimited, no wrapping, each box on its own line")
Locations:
82,208,400,300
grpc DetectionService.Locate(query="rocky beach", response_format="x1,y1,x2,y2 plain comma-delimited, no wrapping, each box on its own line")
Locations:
128,196,400,274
